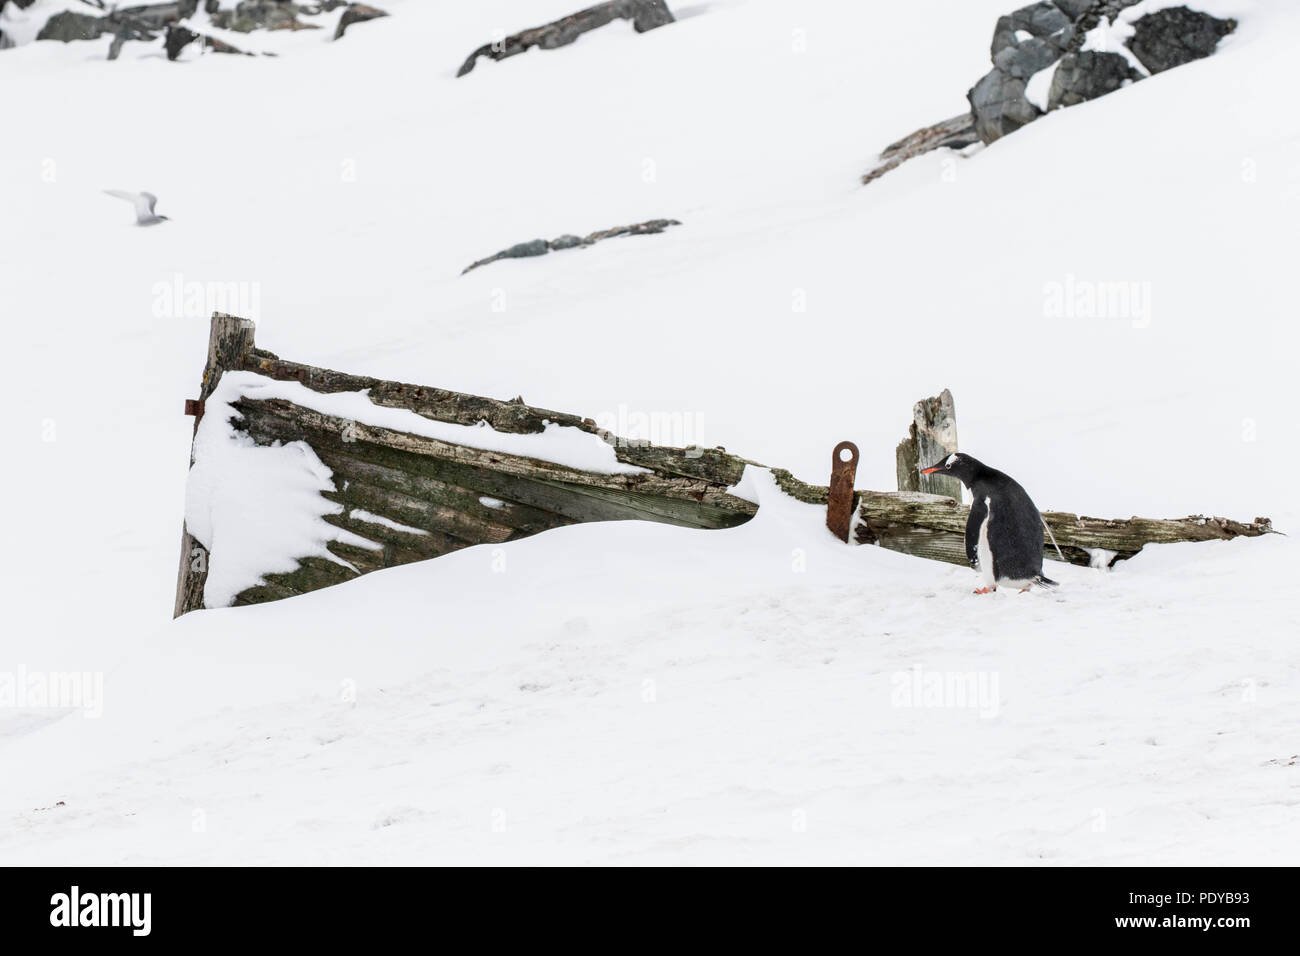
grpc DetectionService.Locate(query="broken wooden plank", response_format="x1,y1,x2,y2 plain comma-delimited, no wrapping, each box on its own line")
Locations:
236,396,750,531
243,350,745,483
231,397,754,517
311,449,570,538
895,389,961,502
861,113,979,185
321,479,517,545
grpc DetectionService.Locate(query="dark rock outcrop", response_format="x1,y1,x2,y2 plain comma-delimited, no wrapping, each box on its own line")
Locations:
1128,4,1237,74
457,0,674,77
865,2,1238,184
967,1,1236,144
462,219,681,274
334,3,388,41
14,0,388,58
36,3,189,46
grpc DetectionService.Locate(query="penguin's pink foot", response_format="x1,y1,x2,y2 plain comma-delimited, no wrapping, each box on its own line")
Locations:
1018,586,1030,594
973,586,996,595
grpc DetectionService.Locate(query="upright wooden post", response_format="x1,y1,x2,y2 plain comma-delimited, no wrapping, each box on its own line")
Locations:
895,389,961,502
173,313,257,618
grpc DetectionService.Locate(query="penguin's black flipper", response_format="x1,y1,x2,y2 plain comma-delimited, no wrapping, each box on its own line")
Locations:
1033,574,1058,588
964,496,987,569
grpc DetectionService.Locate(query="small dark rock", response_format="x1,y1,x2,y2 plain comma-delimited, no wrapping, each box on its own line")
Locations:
211,1,316,33
995,35,1061,79
463,219,681,274
1009,1,1070,39
1051,0,1095,18
37,12,116,43
460,239,549,274
1047,50,1138,109
968,69,1039,143
628,0,674,32
116,2,196,30
503,239,550,258
165,23,249,59
334,3,388,41
1128,5,1236,74
164,24,197,58
990,15,1019,59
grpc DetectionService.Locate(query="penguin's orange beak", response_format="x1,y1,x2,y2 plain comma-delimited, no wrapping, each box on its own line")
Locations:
919,464,945,475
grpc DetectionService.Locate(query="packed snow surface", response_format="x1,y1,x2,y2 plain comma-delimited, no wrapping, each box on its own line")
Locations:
1,0,1297,864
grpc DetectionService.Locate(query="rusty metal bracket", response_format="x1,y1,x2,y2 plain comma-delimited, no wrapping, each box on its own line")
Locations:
826,440,859,543
185,398,205,417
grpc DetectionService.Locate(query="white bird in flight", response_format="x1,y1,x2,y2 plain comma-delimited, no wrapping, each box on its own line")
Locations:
104,189,170,226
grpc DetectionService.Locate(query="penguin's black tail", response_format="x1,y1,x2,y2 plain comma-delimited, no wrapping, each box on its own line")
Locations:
1033,574,1058,589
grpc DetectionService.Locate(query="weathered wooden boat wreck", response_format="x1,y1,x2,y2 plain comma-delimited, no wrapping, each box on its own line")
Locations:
174,314,1273,616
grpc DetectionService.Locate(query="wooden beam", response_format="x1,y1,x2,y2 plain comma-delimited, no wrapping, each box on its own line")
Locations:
173,313,256,617
853,489,1274,567
242,350,751,484
232,396,756,520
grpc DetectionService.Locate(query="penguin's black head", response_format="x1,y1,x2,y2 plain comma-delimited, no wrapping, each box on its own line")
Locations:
920,452,983,487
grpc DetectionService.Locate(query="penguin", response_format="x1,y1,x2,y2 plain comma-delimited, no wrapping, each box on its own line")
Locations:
919,452,1057,594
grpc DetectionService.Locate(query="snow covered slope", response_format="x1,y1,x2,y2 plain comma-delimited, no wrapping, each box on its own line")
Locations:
1,0,1296,864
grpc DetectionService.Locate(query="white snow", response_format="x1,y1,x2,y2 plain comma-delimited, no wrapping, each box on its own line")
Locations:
184,376,379,608
1025,61,1059,111
1087,547,1119,569
1,0,1296,865
1081,15,1150,78
351,510,429,536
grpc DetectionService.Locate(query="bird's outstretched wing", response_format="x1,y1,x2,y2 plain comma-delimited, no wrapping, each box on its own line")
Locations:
104,189,156,224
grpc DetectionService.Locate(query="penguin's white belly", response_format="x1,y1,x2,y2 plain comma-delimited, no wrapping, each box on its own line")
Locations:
976,499,996,589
